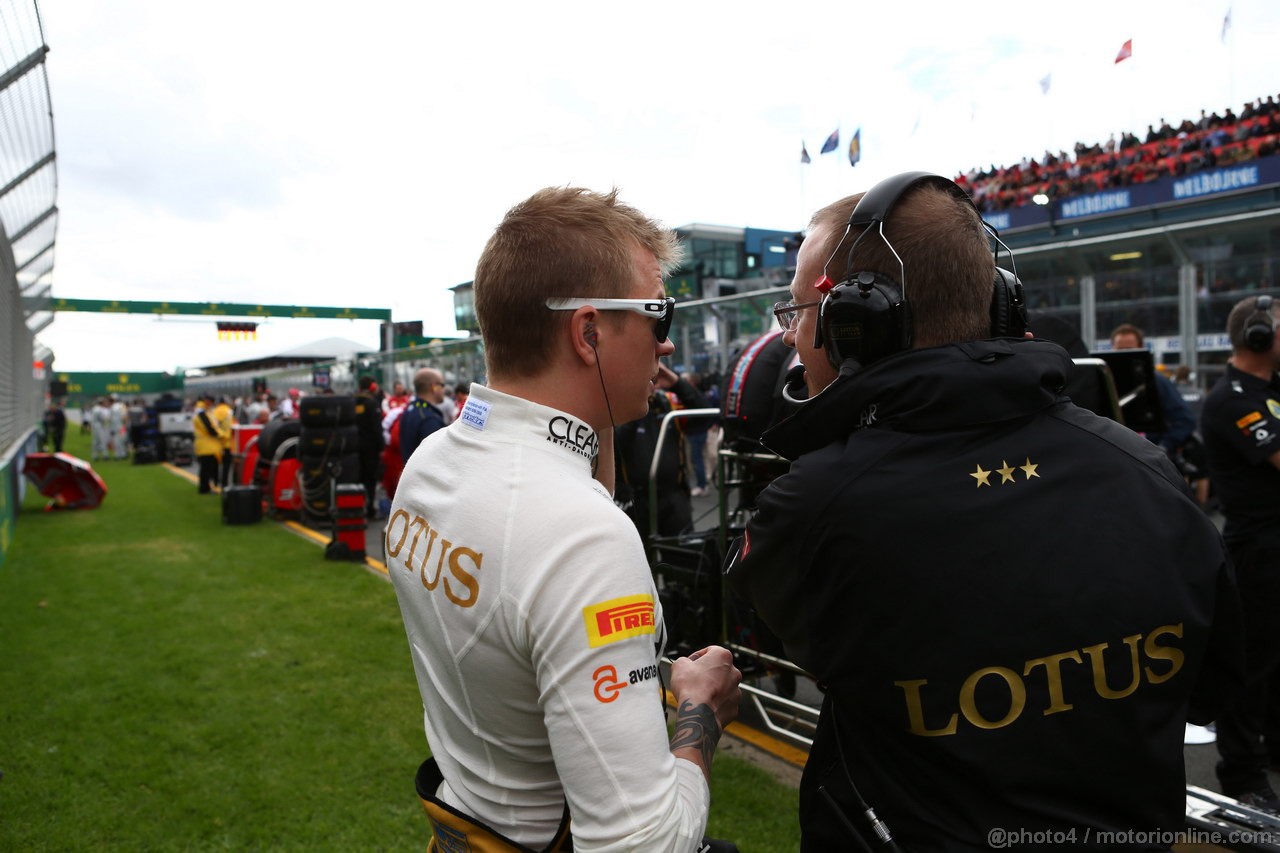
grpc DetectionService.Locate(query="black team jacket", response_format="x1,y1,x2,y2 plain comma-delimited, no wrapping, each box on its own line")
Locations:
727,338,1243,852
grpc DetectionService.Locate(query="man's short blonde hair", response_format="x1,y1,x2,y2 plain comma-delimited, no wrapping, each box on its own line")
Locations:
474,187,681,379
809,182,994,348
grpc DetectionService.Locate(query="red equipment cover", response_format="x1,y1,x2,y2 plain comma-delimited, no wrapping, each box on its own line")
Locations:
21,452,108,510
271,458,302,512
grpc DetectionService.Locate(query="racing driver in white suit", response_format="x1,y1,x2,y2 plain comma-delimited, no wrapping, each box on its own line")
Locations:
388,187,742,852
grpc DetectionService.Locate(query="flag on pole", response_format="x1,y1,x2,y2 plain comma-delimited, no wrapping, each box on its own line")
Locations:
819,129,839,155
848,129,861,167
1039,73,1052,95
800,142,811,164
1222,7,1232,42
1114,38,1133,63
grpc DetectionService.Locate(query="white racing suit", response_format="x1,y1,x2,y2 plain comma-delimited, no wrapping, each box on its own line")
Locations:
388,384,710,852
90,403,112,460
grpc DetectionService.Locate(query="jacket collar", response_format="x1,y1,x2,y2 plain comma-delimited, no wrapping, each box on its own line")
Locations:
762,339,1073,461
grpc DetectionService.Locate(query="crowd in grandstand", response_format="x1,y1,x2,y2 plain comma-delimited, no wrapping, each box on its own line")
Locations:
958,93,1280,213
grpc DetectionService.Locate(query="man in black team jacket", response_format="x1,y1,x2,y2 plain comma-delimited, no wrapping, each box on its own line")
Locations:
727,172,1243,852
1202,294,1280,809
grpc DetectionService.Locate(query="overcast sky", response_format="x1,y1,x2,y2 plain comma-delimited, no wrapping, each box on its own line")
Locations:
33,0,1279,373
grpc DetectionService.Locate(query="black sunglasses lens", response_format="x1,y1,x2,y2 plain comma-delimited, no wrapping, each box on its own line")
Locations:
654,300,673,342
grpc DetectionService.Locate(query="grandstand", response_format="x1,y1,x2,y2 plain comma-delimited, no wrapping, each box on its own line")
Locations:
951,91,1280,384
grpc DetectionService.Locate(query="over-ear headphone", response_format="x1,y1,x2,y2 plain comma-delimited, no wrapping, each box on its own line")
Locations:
991,267,1029,338
817,171,1028,368
1243,294,1275,352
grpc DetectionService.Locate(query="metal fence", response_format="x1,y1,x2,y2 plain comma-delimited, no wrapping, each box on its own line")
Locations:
0,0,56,456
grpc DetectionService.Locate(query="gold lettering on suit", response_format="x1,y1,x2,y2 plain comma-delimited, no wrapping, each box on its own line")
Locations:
385,508,483,608
896,623,1185,736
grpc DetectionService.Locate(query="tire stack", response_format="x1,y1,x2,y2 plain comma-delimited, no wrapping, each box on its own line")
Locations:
254,418,302,490
298,395,362,529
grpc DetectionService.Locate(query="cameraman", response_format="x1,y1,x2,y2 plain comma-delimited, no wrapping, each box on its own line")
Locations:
727,173,1242,851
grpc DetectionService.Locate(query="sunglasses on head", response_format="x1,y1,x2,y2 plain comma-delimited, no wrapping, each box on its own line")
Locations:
545,297,676,343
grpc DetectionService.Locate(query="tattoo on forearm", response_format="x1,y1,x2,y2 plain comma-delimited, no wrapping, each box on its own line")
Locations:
670,700,720,767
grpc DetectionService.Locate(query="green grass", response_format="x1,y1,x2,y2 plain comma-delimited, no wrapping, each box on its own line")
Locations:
1,430,800,851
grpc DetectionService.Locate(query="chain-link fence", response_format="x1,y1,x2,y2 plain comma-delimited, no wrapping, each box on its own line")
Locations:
1,0,56,568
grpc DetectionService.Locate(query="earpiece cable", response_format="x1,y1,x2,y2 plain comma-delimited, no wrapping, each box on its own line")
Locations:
590,342,615,475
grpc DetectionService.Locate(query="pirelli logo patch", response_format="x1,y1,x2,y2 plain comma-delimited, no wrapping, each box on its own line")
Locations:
583,594,656,648
1237,411,1263,430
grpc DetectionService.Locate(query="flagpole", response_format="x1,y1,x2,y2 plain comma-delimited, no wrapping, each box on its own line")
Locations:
1041,74,1053,162
1227,6,1235,110
1126,44,1136,142
799,159,807,229
1130,56,1136,139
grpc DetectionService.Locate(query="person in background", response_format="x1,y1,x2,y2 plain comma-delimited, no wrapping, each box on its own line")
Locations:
380,391,409,502
354,376,386,519
679,371,714,496
280,387,300,419
438,385,458,424
244,392,269,425
109,395,129,460
1109,323,1197,455
90,397,112,461
1200,294,1280,809
382,380,411,415
192,393,227,494
614,364,707,537
213,396,236,488
388,186,741,852
42,400,66,453
397,367,446,465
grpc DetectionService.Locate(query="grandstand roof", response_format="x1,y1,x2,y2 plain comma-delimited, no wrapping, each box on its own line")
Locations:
198,336,370,374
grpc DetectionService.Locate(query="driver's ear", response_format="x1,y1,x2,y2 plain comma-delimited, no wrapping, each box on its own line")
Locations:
570,308,600,364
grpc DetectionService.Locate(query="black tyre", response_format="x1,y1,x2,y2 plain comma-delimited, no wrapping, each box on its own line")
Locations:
300,453,360,485
299,395,357,428
302,494,333,528
257,419,302,460
298,425,358,456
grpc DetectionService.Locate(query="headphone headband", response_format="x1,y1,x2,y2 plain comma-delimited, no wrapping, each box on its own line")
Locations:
847,171,977,229
818,171,1025,370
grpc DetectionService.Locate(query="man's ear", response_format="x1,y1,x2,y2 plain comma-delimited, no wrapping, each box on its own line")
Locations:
570,308,600,364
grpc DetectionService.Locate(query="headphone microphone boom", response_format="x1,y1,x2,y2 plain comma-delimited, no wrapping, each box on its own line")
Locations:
781,363,809,405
